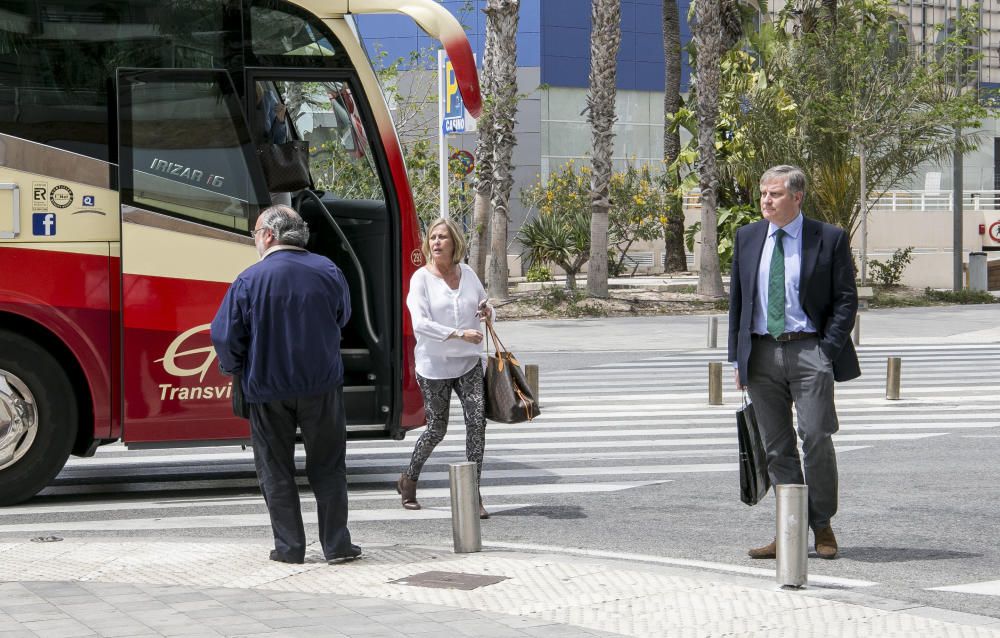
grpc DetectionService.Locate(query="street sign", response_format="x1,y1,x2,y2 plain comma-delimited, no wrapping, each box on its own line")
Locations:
442,56,465,134
450,150,475,176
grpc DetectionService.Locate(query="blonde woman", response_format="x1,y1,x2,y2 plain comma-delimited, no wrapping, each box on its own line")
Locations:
397,218,494,519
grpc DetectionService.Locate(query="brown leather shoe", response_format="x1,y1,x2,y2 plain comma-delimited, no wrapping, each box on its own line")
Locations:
748,539,776,559
396,473,420,510
814,526,838,559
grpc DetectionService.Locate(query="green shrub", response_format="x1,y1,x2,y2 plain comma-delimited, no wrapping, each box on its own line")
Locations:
608,250,626,277
923,288,998,304
868,247,914,287
525,264,552,283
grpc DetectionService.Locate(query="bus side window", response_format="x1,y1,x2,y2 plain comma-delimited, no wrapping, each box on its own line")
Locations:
118,69,268,232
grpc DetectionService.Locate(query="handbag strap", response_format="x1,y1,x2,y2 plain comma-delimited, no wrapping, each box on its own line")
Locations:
484,319,518,372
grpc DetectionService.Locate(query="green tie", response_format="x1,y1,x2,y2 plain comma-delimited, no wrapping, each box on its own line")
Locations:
767,229,785,337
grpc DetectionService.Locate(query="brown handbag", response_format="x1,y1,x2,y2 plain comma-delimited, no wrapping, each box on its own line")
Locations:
257,140,312,192
484,321,539,424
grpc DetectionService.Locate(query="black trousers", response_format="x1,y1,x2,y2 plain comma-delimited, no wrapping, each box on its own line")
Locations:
248,386,352,561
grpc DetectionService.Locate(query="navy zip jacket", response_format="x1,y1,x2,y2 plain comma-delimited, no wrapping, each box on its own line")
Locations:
210,248,351,403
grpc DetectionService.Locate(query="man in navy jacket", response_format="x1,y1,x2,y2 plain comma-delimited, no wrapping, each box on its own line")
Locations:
211,205,359,564
728,165,859,560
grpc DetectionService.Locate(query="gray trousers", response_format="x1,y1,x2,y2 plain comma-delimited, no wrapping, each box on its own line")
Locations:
248,386,352,561
747,336,839,530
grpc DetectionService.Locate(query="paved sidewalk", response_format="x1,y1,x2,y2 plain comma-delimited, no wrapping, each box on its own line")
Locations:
3,537,1000,637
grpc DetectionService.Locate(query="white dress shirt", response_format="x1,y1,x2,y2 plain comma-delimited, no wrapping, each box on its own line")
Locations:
407,263,494,379
752,213,816,336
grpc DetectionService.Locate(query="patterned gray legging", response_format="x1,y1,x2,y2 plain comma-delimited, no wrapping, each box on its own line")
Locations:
404,364,486,484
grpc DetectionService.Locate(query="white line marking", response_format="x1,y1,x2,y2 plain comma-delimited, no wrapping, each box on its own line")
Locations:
0,504,534,532
0,482,663,516
928,580,1000,596
483,541,878,589
537,388,1000,403
349,465,734,483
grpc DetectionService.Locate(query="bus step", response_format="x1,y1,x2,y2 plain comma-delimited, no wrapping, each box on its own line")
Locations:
343,385,375,393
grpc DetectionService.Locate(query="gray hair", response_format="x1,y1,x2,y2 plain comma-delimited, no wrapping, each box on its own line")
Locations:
760,165,807,195
258,205,309,247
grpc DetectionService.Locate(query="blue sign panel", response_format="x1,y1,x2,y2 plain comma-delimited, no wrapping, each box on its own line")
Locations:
442,57,465,134
32,212,56,236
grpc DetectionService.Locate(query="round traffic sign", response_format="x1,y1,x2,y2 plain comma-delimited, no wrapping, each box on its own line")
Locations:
990,221,1000,244
450,150,475,176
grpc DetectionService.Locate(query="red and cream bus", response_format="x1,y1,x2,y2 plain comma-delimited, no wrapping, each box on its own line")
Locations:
0,0,481,505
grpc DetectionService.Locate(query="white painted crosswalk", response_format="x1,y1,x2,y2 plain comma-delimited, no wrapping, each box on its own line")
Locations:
7,342,998,598
26,343,997,508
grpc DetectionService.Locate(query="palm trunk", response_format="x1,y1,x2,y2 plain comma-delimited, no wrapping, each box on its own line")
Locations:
484,0,520,300
586,0,621,298
692,0,725,297
662,0,687,273
470,5,500,284
469,187,491,281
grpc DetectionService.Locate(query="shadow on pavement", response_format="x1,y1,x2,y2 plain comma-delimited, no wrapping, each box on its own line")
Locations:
494,504,587,520
843,547,982,563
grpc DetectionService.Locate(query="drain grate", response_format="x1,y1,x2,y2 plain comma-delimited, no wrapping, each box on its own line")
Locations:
391,570,509,590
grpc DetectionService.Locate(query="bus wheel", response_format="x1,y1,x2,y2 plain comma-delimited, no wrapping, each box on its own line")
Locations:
0,331,77,506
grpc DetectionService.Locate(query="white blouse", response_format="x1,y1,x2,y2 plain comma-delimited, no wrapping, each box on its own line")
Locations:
407,263,495,379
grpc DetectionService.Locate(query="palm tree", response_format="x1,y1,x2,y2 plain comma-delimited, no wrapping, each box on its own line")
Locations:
480,0,520,300
585,0,621,298
691,0,725,297
469,21,498,282
662,0,687,272
690,0,743,297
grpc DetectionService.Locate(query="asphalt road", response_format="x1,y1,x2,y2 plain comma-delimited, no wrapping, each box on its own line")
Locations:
2,306,998,620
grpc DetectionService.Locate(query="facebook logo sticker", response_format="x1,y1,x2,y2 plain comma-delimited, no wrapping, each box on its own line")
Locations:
32,213,56,236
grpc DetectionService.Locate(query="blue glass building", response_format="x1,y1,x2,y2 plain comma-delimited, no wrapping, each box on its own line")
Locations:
356,0,694,238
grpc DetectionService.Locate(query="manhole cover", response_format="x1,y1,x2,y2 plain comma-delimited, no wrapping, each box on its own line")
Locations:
391,570,509,590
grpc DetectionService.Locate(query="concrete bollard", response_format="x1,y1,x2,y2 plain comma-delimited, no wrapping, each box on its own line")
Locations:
707,316,719,348
969,252,988,292
852,315,861,346
708,362,723,405
886,356,901,400
776,484,809,589
449,462,481,553
524,363,540,406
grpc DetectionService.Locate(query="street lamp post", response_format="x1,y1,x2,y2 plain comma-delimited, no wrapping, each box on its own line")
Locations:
952,0,964,291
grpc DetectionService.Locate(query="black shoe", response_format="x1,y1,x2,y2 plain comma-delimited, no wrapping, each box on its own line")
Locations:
327,544,362,563
269,550,304,564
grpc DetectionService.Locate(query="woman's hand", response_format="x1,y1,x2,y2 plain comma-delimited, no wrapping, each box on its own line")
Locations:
476,300,493,322
456,329,484,344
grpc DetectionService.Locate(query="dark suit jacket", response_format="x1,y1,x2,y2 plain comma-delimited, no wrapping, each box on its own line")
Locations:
728,216,860,386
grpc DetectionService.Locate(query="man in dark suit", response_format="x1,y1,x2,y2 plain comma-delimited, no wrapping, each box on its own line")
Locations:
728,165,860,560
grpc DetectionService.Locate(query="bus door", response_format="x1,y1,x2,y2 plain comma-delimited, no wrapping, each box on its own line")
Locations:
249,73,397,437
116,68,269,445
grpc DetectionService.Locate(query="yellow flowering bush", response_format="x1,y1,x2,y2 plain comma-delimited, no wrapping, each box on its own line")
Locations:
520,162,671,282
